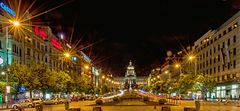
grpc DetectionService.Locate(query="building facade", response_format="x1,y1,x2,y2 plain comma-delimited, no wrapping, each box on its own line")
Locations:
194,11,240,99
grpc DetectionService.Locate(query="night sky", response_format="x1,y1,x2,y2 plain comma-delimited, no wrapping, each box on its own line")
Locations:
32,0,239,76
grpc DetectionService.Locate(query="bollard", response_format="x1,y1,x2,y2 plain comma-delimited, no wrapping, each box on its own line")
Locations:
65,101,70,110
195,101,200,111
35,104,43,111
161,106,171,111
93,106,102,111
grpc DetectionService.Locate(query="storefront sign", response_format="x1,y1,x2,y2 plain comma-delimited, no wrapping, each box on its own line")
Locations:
51,38,62,49
34,26,47,39
0,2,16,16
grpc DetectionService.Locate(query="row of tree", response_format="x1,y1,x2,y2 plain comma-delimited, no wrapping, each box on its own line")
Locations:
140,73,216,100
0,62,94,99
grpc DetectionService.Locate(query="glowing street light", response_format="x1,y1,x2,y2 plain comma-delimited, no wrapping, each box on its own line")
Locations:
102,75,105,79
188,55,195,61
64,53,70,58
175,64,180,68
84,65,89,70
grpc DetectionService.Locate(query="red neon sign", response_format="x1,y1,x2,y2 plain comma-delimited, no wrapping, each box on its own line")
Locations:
34,26,47,39
51,38,62,49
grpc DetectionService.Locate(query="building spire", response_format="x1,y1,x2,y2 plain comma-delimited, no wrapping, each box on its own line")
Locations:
129,60,132,66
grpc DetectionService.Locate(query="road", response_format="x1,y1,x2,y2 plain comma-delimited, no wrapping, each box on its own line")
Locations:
1,100,240,111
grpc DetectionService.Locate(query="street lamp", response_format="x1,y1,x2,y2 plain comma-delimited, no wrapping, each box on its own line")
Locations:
188,55,197,76
4,20,20,109
175,63,182,74
6,20,21,65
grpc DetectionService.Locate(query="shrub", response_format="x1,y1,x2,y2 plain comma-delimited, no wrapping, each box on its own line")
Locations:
159,99,167,105
113,97,119,102
96,99,103,105
143,96,149,101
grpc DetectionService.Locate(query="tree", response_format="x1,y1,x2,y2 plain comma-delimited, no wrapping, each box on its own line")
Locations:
193,74,216,100
178,74,195,94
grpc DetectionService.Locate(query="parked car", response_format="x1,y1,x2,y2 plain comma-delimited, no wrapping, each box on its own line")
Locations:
53,98,66,104
12,99,34,109
43,98,59,105
30,98,43,105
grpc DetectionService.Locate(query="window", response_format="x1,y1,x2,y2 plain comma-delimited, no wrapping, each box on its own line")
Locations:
234,22,238,28
233,35,236,43
223,30,226,35
222,42,225,48
228,63,230,69
233,48,236,55
228,27,232,32
219,34,222,38
218,44,220,51
210,49,212,55
32,39,36,46
0,40,2,49
206,51,208,57
214,67,216,74
0,24,2,32
214,58,216,63
214,47,216,53
233,60,236,68
45,56,48,63
228,39,230,46
218,55,220,62
19,49,22,57
210,59,212,65
210,68,212,74
27,48,31,55
218,66,220,72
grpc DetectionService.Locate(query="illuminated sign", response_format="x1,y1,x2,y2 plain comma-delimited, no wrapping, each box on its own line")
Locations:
51,38,62,49
34,26,47,39
0,2,16,16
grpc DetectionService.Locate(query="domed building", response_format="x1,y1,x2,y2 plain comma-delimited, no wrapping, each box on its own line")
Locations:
124,61,137,89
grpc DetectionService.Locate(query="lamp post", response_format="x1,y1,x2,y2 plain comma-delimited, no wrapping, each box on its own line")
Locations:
175,64,182,74
4,20,20,108
188,55,197,76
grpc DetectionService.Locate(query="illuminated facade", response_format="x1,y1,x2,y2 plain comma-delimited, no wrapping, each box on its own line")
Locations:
193,11,240,99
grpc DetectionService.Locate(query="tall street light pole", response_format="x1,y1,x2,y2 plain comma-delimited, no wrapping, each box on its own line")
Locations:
4,20,20,108
188,55,197,76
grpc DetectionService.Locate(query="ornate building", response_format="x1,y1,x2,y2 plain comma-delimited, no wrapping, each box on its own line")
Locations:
124,61,137,89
